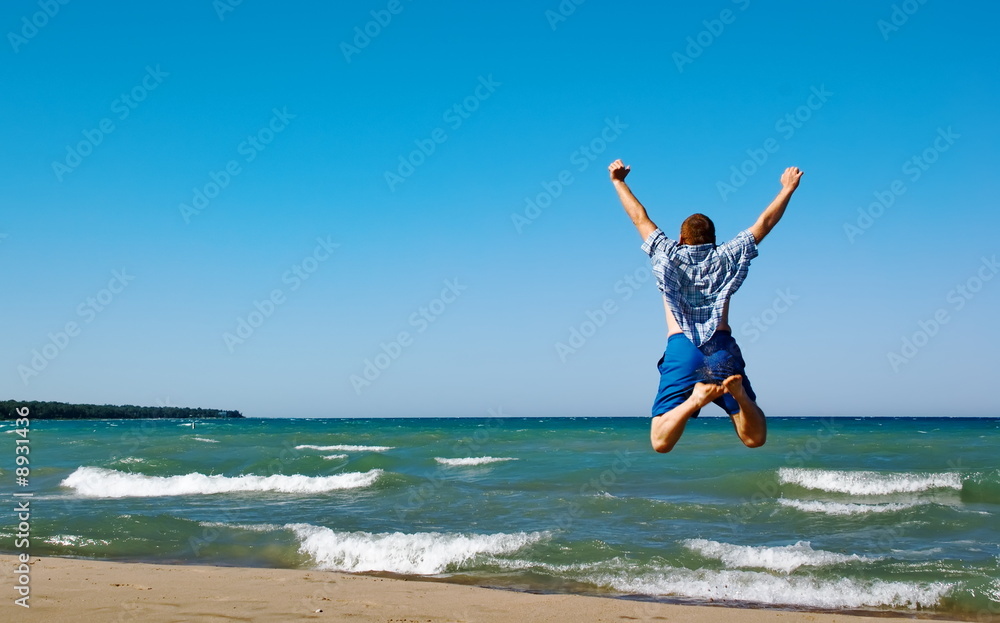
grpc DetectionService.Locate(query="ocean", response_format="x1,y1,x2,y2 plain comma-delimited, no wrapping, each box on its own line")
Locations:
2,416,998,620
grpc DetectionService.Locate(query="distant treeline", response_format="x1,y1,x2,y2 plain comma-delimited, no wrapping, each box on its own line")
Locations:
1,400,243,420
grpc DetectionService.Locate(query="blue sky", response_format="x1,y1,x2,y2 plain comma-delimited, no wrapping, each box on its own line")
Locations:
2,0,998,417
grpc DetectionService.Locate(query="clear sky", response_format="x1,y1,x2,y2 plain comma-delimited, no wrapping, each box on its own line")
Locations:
2,1,998,417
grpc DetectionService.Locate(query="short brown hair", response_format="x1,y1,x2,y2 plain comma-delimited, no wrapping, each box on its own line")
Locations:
680,213,716,245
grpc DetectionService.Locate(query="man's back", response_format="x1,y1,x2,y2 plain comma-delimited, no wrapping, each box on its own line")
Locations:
642,227,759,347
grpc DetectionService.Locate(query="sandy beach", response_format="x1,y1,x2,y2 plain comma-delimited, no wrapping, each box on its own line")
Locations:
4,555,962,623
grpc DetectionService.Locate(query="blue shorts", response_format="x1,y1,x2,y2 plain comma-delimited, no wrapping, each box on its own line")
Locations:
651,330,756,418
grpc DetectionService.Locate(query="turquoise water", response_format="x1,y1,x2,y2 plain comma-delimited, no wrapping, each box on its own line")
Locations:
2,416,998,619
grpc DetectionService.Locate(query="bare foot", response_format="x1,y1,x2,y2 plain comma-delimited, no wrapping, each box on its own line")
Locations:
722,375,746,400
690,382,725,408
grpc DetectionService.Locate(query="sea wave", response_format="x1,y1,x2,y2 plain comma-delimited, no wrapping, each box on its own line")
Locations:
682,539,874,574
488,556,951,610
322,454,348,460
777,498,926,516
60,466,382,498
960,470,1000,504
295,444,393,452
778,468,962,495
288,524,548,574
434,457,518,466
587,564,952,610
192,437,219,443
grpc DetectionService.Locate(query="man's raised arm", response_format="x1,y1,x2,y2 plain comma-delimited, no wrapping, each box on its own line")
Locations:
749,166,803,244
609,159,658,240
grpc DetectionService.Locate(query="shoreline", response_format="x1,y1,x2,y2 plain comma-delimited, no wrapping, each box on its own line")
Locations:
3,555,970,622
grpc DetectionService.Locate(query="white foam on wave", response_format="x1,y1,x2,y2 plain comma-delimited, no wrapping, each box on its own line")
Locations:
491,557,951,610
778,468,962,495
192,437,219,443
112,457,146,465
198,521,283,533
682,539,874,574
60,466,382,498
322,454,349,460
987,578,1000,602
434,457,518,467
487,558,605,574
296,444,393,452
45,534,111,547
778,498,925,516
587,564,952,610
289,524,548,575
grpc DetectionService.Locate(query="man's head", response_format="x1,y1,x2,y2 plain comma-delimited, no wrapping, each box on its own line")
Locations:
680,213,716,246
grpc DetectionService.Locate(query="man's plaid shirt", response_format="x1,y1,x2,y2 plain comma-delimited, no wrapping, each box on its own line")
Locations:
641,227,759,347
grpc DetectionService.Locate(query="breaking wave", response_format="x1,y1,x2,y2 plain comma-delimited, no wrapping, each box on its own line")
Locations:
682,539,874,574
778,468,962,495
295,444,394,452
289,524,547,575
60,466,382,498
483,557,951,610
434,457,518,466
584,561,952,610
777,498,927,516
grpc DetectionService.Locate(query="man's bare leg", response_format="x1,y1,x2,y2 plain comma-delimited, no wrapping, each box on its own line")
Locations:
722,375,767,448
650,383,725,453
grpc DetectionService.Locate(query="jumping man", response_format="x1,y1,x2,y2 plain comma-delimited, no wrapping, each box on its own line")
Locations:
608,159,803,452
